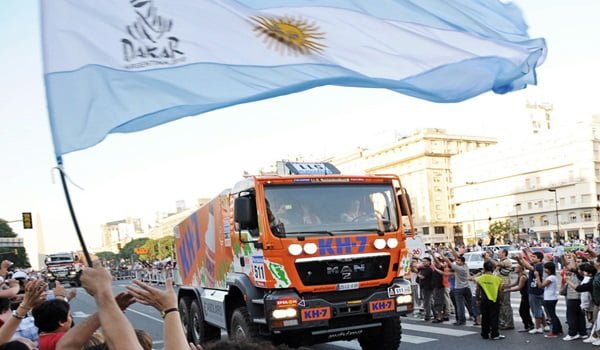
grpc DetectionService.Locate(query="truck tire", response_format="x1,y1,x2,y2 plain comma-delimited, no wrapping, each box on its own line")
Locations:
358,317,401,350
230,307,260,341
179,297,192,342
190,299,221,344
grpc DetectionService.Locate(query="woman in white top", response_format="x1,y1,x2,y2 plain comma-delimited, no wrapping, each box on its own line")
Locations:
534,261,563,337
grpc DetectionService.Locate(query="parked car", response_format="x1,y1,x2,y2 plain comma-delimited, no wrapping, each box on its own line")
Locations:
463,252,486,273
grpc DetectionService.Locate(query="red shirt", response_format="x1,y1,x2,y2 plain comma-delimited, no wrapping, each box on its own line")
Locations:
39,332,65,350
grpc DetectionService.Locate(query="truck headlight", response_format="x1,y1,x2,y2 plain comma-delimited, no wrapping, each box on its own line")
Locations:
288,244,303,256
272,308,298,319
303,243,318,255
396,295,412,304
374,238,386,250
387,238,399,248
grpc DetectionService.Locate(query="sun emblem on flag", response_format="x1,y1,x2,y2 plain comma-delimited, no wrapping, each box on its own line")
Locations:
251,16,326,55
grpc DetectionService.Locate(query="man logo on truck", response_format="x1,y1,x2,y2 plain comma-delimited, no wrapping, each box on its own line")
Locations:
326,264,366,280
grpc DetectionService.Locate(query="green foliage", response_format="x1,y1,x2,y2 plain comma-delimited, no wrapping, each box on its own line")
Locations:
118,238,149,260
96,251,117,263
139,236,175,261
0,220,31,268
488,219,515,241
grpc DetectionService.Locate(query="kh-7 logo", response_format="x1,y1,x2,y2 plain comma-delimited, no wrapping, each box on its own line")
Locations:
317,236,367,255
301,307,331,321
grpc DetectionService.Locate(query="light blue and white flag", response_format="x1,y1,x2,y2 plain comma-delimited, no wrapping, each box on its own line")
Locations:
41,0,546,158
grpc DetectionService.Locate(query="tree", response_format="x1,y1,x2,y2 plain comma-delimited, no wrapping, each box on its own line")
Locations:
488,219,515,244
0,219,31,268
118,238,149,261
96,251,117,263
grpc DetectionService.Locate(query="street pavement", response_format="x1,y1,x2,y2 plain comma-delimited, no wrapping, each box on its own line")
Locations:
68,281,586,350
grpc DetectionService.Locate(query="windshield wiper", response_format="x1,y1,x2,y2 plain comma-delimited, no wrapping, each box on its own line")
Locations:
342,228,386,236
289,230,335,236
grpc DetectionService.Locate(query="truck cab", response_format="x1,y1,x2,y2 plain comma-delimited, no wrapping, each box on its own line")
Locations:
45,253,81,287
176,162,414,349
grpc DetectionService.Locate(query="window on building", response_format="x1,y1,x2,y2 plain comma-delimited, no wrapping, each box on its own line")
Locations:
583,212,592,222
525,178,531,188
434,226,445,234
541,215,548,225
582,194,592,203
423,227,430,235
527,202,533,210
569,212,577,223
571,196,577,204
535,176,541,186
537,200,543,208
529,216,535,226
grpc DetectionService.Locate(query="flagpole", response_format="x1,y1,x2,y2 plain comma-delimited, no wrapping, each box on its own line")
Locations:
57,157,93,267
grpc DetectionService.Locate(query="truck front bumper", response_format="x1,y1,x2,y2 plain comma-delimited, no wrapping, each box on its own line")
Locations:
264,279,412,343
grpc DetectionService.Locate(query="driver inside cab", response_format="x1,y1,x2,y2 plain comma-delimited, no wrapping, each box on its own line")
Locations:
340,199,366,222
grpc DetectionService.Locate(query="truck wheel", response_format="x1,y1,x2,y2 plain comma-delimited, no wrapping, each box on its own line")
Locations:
179,297,192,342
230,307,260,341
190,299,221,344
358,317,401,350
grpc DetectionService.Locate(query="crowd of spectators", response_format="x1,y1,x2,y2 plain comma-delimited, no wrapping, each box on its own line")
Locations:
0,259,208,350
410,238,600,343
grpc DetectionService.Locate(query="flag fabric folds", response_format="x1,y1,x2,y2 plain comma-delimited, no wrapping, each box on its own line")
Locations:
41,0,546,158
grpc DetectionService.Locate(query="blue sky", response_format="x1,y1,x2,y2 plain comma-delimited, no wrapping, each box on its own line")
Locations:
1,1,599,254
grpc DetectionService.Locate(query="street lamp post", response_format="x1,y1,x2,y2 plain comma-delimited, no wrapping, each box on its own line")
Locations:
596,204,600,237
548,189,559,241
515,203,521,242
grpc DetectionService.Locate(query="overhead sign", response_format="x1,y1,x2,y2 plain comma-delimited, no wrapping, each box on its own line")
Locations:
134,248,149,255
0,238,24,248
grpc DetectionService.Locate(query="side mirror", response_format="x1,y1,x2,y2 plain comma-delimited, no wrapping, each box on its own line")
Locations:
398,189,412,216
234,197,259,237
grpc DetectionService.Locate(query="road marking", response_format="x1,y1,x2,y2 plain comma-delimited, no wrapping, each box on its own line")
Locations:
402,323,477,336
127,308,164,323
401,334,438,344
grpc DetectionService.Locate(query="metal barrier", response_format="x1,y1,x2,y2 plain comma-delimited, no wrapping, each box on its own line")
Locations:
112,268,179,286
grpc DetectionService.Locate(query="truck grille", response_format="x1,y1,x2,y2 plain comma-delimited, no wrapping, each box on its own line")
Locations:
295,254,390,286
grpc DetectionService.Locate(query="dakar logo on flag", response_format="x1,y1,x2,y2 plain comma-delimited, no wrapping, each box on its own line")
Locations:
121,0,186,69
251,15,326,55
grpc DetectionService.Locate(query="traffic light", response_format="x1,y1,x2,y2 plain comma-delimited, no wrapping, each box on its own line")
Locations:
22,212,33,229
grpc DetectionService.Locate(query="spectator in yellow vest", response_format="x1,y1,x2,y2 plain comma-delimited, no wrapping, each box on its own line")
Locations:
476,261,505,340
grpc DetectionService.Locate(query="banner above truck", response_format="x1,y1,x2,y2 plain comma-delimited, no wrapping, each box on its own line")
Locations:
41,0,546,158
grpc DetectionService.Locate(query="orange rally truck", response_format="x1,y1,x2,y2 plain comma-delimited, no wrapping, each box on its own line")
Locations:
175,162,415,349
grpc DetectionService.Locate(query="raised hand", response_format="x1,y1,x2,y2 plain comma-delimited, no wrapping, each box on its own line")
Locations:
126,279,177,313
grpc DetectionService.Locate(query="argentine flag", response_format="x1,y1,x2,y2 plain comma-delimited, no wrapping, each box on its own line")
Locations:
41,0,546,158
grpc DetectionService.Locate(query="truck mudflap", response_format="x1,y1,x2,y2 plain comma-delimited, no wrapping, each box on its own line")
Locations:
264,279,412,345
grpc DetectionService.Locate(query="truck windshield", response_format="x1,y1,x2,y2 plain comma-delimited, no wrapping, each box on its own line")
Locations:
46,256,73,264
264,183,399,237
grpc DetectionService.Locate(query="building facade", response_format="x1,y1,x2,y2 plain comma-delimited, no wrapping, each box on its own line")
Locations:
452,116,600,244
100,217,144,252
327,128,497,246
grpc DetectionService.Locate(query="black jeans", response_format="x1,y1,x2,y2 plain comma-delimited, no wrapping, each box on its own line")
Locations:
544,300,563,334
566,299,588,336
422,288,434,320
519,293,534,329
480,298,500,339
